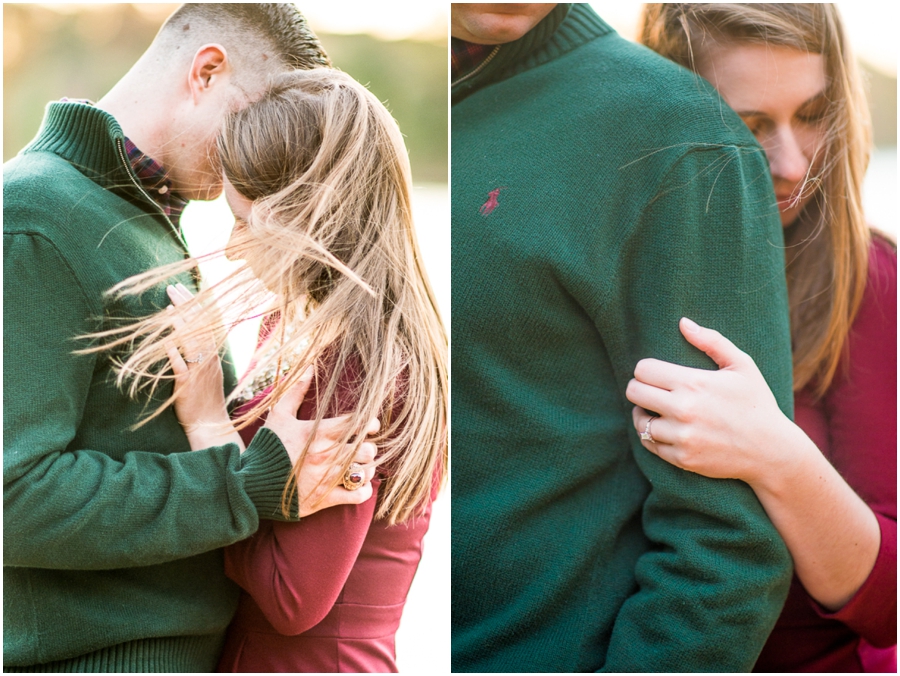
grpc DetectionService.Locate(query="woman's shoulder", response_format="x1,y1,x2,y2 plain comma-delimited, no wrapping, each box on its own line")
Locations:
840,231,898,366
862,230,897,311
868,228,897,272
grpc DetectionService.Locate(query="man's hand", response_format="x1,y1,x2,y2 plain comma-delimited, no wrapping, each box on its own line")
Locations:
264,368,379,517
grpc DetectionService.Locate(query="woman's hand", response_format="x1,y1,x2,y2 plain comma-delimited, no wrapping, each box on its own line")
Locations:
165,283,242,451
263,372,380,516
625,317,802,487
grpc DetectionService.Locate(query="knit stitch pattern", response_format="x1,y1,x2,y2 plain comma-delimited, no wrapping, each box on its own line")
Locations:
451,5,794,672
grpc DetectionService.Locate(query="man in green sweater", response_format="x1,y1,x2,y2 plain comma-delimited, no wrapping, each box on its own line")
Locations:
3,5,376,672
452,4,794,672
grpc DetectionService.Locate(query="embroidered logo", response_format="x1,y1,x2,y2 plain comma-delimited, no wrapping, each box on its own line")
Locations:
480,187,505,216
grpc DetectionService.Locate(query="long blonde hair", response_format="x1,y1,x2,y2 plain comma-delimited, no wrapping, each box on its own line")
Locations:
86,68,447,524
640,3,872,398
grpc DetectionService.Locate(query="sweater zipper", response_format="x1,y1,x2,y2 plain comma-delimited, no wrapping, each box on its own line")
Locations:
115,138,183,243
452,45,501,87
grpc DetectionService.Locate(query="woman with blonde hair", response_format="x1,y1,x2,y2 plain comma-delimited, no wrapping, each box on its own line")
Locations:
92,67,447,672
629,4,895,672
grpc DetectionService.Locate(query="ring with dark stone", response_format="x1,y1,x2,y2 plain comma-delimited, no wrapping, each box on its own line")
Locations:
342,462,365,491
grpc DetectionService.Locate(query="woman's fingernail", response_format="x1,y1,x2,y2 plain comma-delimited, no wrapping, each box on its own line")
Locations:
682,317,700,333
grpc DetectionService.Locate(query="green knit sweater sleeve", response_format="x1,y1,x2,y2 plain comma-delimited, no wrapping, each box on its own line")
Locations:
3,232,294,570
593,145,794,672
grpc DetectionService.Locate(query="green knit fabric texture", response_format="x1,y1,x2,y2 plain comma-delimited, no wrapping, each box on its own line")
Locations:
451,5,794,673
3,102,295,671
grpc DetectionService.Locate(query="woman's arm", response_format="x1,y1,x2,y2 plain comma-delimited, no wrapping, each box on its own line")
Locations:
626,317,881,611
224,477,379,635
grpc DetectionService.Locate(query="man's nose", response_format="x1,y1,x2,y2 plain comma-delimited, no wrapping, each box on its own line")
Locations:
767,126,811,186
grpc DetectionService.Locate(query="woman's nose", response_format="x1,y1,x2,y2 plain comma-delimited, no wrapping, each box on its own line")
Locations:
766,126,812,185
225,221,243,262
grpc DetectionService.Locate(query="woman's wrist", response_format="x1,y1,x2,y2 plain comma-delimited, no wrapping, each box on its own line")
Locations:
184,418,245,452
747,419,819,498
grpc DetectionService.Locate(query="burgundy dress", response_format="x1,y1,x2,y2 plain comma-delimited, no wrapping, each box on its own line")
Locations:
216,364,436,673
755,236,897,672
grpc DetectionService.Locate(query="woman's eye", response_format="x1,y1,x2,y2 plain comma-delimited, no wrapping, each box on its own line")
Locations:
796,95,830,126
797,109,827,125
740,117,766,137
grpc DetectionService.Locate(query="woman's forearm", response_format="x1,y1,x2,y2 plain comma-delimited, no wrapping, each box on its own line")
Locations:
185,419,246,453
749,425,881,611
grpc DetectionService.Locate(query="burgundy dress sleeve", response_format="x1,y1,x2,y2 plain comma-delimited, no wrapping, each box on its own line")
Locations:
223,478,380,636
809,237,897,648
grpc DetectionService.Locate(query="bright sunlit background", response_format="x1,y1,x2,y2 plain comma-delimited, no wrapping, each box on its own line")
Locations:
3,2,448,672
591,1,898,237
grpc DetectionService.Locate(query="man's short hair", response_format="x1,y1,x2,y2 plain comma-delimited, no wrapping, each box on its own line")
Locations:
156,3,330,81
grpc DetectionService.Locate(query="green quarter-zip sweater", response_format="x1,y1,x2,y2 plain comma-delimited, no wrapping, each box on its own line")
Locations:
3,102,296,671
452,5,794,672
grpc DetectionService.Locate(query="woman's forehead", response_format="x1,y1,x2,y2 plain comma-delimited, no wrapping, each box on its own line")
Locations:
698,43,827,115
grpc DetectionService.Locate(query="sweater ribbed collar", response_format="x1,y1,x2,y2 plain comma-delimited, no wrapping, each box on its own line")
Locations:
24,101,184,238
26,101,133,190
451,4,613,105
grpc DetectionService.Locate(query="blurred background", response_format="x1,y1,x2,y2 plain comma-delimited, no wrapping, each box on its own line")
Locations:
3,2,448,672
592,1,898,237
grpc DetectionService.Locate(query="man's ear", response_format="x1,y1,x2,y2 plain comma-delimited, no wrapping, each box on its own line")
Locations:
188,44,229,103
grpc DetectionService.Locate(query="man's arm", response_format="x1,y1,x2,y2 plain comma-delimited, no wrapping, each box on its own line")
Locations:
594,145,794,672
4,232,293,570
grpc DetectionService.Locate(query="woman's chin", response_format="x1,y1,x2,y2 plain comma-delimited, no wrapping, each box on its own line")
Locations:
779,206,803,229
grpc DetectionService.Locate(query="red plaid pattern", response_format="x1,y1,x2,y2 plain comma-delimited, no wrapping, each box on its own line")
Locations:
451,38,496,81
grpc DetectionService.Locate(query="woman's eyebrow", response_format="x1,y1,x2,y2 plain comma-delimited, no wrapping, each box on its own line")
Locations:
797,91,829,110
735,91,829,118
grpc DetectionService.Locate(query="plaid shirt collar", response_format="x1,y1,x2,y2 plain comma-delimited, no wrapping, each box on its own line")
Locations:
451,38,496,82
123,137,188,229
59,98,187,228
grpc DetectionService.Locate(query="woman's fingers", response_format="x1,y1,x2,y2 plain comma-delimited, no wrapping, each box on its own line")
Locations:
680,317,748,370
632,320,753,395
631,405,674,446
165,305,196,371
166,284,188,307
631,406,692,471
166,285,181,306
166,304,186,330
166,282,194,306
165,341,188,377
345,442,379,483
353,440,378,471
165,285,213,367
273,367,315,416
625,377,671,414
314,414,382,443
311,481,374,514
633,357,704,391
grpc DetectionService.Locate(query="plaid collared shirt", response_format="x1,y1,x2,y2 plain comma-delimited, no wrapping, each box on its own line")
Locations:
60,98,187,228
123,138,188,229
451,38,496,82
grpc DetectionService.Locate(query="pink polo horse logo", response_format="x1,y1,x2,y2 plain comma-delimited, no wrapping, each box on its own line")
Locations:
480,187,506,216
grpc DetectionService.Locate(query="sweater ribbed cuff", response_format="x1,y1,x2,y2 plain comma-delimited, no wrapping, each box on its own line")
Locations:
239,427,298,520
